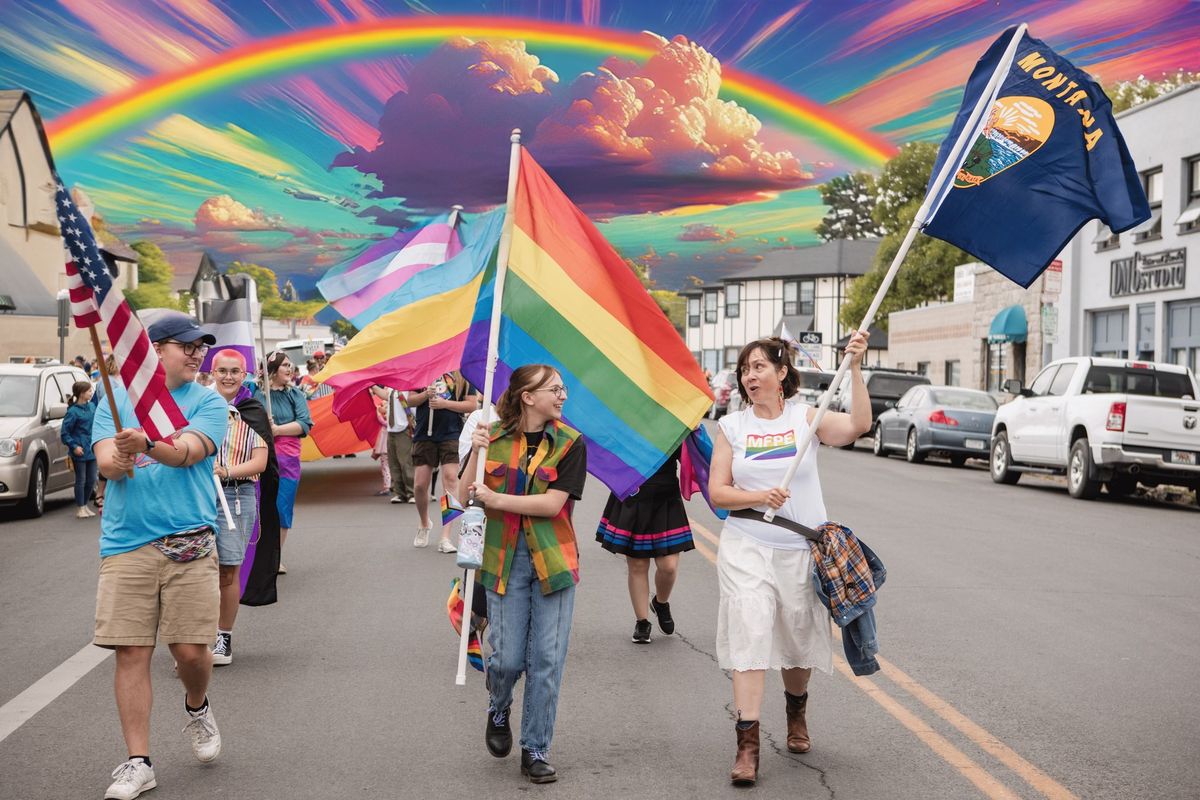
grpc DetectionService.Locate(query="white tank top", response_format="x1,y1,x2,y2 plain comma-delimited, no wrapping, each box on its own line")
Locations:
717,401,826,550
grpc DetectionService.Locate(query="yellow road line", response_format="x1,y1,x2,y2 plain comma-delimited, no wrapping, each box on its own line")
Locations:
688,518,1074,800
877,658,1079,800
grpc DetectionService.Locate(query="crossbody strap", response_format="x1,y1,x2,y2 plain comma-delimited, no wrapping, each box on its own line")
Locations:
729,508,822,542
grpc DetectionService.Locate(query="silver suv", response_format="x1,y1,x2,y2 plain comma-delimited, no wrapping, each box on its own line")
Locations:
0,364,90,517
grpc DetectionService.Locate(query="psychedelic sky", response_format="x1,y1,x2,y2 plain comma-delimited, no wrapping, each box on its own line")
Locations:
2,1,1197,296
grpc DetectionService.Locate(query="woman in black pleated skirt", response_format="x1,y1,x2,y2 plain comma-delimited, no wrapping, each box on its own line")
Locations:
596,448,694,643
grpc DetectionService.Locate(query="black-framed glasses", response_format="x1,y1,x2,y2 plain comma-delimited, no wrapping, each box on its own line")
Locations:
532,385,568,398
163,340,210,357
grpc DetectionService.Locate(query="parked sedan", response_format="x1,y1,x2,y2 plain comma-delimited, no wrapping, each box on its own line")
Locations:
873,385,998,465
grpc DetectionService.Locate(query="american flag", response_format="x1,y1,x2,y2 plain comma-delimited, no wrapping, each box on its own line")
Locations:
56,179,187,442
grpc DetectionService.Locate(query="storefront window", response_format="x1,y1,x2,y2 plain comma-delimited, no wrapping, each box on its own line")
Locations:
1091,308,1129,358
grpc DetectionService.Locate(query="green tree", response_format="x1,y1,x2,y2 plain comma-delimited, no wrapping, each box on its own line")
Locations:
329,319,359,340
226,261,324,320
839,142,970,331
1108,70,1200,113
814,171,882,241
125,240,189,311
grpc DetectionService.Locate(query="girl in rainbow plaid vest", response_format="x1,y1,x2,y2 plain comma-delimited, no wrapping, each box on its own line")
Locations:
460,365,587,782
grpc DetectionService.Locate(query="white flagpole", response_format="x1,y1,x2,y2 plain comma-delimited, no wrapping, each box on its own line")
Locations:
213,474,236,530
456,129,523,686
764,24,1027,522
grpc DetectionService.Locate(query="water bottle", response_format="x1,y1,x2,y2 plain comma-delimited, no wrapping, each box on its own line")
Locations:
456,500,486,569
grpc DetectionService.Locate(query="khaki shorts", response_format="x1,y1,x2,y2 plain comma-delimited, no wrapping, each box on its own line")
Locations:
94,543,219,648
412,439,459,468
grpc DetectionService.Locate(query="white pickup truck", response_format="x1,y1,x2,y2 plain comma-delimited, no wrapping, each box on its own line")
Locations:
989,357,1200,502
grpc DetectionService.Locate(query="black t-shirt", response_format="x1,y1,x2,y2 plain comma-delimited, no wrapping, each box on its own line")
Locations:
412,376,476,443
524,431,588,501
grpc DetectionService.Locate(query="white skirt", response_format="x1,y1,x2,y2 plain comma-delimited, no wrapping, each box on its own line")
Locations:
716,527,833,673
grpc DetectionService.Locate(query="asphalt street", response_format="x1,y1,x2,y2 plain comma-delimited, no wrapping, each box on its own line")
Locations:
2,432,1198,800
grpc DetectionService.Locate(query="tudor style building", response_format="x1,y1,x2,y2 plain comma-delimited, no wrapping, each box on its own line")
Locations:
680,238,880,374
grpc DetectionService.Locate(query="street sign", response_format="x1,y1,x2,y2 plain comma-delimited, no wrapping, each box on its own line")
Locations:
1042,259,1062,298
1041,304,1058,344
799,331,822,345
302,340,323,355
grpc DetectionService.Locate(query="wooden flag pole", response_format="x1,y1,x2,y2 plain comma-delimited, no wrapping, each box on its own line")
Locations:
88,326,133,479
763,24,1027,522
455,129,522,687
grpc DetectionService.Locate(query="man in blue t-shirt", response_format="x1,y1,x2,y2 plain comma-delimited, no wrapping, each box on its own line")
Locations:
92,311,228,800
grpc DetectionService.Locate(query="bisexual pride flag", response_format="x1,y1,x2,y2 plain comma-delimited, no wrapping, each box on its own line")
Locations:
922,26,1150,288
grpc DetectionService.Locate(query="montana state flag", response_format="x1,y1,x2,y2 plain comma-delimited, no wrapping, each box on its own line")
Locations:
922,26,1150,288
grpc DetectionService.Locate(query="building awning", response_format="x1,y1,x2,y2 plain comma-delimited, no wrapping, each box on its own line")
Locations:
1091,223,1116,244
1175,200,1200,228
1130,208,1162,239
988,304,1027,344
775,314,813,340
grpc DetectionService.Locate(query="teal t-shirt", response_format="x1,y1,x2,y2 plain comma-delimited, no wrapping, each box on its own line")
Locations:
92,382,229,557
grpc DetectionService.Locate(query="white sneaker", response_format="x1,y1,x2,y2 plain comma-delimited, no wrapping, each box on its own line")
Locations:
183,702,222,762
407,497,416,504
413,527,431,548
105,759,156,800
76,507,91,519
436,538,457,554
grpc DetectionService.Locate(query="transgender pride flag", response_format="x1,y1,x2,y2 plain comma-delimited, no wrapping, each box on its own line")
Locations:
318,210,463,328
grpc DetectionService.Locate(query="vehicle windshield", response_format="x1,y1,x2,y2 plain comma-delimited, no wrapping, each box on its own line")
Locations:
867,374,928,398
797,372,833,391
0,375,39,417
1082,367,1195,398
932,389,998,410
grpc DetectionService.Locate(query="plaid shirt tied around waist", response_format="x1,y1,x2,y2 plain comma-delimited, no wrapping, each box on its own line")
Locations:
809,522,884,628
480,419,583,597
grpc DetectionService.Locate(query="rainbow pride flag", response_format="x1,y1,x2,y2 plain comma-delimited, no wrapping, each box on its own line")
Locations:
317,213,463,329
462,149,713,499
446,577,484,673
316,208,504,419
440,492,464,527
299,392,381,461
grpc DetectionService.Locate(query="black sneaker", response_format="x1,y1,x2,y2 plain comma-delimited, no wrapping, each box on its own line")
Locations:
211,633,232,666
632,619,652,644
485,706,512,758
650,595,675,635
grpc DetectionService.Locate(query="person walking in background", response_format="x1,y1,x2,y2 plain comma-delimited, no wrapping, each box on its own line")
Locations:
596,446,693,643
409,372,477,552
372,385,415,504
369,390,391,496
91,312,227,800
459,365,587,784
210,350,269,667
709,333,871,787
61,380,99,519
254,352,312,575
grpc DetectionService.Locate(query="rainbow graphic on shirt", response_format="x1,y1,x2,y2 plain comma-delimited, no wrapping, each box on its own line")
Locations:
745,431,798,461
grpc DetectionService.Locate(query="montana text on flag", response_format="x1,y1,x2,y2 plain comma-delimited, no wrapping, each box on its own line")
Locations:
441,492,465,527
315,208,504,420
317,212,463,329
462,149,713,500
921,26,1150,288
56,179,188,442
300,393,381,461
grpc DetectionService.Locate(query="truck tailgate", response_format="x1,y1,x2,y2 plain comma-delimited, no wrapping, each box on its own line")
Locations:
1122,396,1200,456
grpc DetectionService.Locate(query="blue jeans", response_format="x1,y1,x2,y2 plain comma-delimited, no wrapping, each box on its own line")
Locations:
72,457,97,507
216,483,258,566
485,535,576,754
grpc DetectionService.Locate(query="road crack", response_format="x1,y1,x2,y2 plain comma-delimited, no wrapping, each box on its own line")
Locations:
674,632,835,799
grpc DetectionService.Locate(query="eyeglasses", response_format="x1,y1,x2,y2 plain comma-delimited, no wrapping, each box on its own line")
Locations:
213,367,245,377
532,385,568,398
163,340,210,357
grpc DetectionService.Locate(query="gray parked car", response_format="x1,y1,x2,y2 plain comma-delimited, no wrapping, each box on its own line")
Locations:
0,364,90,517
872,385,998,466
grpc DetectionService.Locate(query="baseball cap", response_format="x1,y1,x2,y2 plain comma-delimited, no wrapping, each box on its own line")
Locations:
144,310,217,345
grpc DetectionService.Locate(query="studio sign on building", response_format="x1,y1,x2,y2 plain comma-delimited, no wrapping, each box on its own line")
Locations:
1110,248,1186,297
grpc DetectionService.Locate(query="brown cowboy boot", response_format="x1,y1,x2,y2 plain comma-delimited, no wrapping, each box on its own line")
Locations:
785,691,811,753
730,720,760,786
